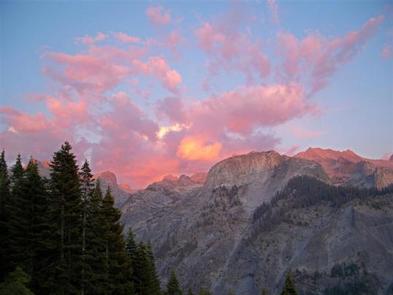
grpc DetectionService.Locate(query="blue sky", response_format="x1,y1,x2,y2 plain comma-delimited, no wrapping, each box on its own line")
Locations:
1,0,392,186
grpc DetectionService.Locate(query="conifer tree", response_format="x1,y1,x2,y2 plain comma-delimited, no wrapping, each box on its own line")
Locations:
84,180,106,294
0,151,11,280
18,159,51,293
280,273,297,295
8,154,25,268
79,160,94,295
0,267,34,295
146,243,161,295
166,270,182,295
101,187,133,294
48,142,82,294
133,242,161,295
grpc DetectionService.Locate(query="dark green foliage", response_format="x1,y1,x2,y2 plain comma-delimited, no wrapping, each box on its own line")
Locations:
280,273,298,295
7,155,26,268
132,242,161,295
0,151,11,280
252,175,393,231
101,187,133,294
198,289,212,295
48,142,83,294
261,288,268,295
324,262,378,295
0,267,34,295
84,180,106,294
166,270,182,295
187,288,194,295
79,160,94,295
0,142,164,295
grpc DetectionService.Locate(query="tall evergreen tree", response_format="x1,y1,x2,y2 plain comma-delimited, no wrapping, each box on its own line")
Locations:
0,151,11,280
166,270,182,295
23,160,52,294
8,154,26,269
101,187,133,294
84,180,106,294
146,243,161,295
79,160,94,295
48,142,82,294
280,273,297,295
133,242,161,295
0,267,34,295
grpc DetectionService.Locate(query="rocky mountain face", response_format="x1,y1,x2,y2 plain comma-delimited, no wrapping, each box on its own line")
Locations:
36,162,130,207
120,149,393,294
296,148,393,189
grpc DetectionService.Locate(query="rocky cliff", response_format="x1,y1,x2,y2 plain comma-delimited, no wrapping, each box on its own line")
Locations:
120,149,393,294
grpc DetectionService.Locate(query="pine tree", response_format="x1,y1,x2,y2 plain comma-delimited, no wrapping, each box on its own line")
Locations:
7,154,26,269
133,242,161,295
280,273,297,295
0,150,11,280
84,180,106,294
146,243,161,295
48,142,82,294
166,270,182,295
19,159,51,294
101,187,133,294
79,160,94,295
0,267,34,295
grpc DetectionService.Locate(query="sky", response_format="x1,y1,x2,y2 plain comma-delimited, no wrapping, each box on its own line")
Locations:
0,0,392,188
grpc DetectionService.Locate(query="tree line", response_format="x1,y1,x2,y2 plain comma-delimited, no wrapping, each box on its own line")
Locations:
0,142,299,295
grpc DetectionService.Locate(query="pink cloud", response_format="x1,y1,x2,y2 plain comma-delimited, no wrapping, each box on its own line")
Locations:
278,15,384,93
133,57,182,92
0,107,49,133
190,83,316,135
113,32,140,43
77,32,107,46
146,5,171,26
195,12,270,83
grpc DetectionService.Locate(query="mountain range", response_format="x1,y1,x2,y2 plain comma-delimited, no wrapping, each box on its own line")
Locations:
37,148,393,294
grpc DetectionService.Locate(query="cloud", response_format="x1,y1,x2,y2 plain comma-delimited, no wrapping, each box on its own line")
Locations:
195,9,270,83
77,32,107,46
278,15,384,93
189,83,316,135
146,5,171,26
177,136,222,161
113,32,140,43
1,9,386,188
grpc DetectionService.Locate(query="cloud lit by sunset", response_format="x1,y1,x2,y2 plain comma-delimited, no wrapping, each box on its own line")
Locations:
1,1,392,188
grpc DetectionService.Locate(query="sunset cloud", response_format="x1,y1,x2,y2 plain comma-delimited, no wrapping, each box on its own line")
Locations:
146,5,171,26
0,5,388,188
278,15,384,93
195,10,270,83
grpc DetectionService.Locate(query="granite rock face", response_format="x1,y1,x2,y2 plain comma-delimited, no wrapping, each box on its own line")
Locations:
296,147,393,189
121,150,393,294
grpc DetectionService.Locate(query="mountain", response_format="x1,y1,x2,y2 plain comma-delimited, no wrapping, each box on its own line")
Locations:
296,147,393,189
36,161,131,207
96,171,132,207
120,149,393,294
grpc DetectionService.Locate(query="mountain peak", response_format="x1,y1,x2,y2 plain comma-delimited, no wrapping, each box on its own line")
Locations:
297,147,362,163
206,150,285,188
97,171,118,186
